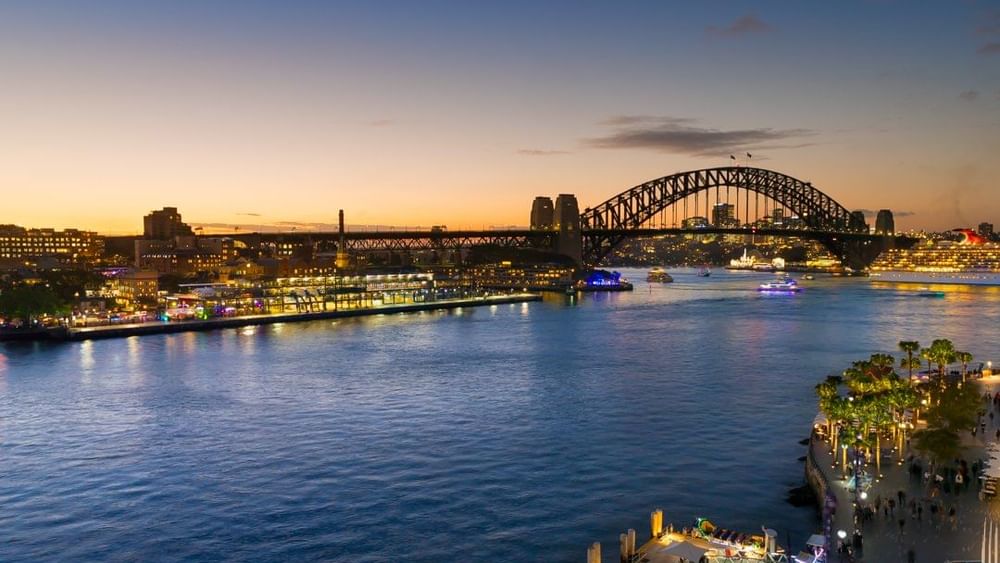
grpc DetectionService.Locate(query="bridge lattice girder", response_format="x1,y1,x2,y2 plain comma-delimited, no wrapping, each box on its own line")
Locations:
580,166,863,264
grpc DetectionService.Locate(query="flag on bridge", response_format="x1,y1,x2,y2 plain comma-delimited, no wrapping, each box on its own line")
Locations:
747,152,752,159
730,155,736,160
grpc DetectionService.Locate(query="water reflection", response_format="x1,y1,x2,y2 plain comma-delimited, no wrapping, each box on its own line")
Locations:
1,272,999,562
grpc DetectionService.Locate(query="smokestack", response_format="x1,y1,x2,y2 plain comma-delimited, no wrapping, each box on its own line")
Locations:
336,209,349,269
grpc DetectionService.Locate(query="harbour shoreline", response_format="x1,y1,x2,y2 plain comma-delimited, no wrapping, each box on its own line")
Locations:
2,293,542,342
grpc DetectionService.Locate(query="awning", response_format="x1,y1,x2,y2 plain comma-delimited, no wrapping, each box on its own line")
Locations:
812,412,828,428
659,541,709,561
805,534,826,547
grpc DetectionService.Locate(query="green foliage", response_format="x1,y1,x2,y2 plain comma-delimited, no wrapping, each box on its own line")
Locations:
912,427,961,463
0,285,67,321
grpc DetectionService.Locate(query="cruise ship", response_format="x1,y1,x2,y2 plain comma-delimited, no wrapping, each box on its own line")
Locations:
870,231,1000,286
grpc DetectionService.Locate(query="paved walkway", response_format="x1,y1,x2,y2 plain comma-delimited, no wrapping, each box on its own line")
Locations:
813,377,1000,563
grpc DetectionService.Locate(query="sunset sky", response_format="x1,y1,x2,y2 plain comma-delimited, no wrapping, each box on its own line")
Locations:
2,1,998,234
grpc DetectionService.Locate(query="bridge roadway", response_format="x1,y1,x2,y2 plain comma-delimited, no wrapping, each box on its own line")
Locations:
230,227,917,269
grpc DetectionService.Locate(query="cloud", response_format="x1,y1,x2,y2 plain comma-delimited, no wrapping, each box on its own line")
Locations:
959,90,980,102
583,116,813,157
857,209,916,218
236,212,261,217
707,14,773,37
978,42,1000,54
516,148,570,156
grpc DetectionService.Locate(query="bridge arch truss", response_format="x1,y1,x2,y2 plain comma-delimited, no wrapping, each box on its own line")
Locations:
580,166,866,264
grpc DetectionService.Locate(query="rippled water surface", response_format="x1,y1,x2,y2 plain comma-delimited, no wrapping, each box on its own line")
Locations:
3,270,1000,562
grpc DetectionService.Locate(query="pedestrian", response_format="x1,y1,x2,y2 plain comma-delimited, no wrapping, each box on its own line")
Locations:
949,506,957,531
917,504,923,522
898,489,906,505
908,547,916,562
899,517,906,535
889,498,896,515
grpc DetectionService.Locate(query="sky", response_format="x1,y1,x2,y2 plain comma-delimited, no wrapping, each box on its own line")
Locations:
1,0,998,234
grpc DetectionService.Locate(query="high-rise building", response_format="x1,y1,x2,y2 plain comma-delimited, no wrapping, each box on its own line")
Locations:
712,203,735,227
0,225,104,268
143,207,194,240
772,208,785,226
682,216,709,229
553,194,581,263
875,209,895,235
979,222,995,239
530,197,554,230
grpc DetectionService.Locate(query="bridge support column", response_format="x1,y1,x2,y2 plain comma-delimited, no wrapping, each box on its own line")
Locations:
829,236,911,271
554,194,582,264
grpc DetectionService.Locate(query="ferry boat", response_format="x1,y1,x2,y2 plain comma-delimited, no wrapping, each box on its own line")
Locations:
647,267,674,283
576,270,634,292
869,234,1000,286
802,274,815,281
758,278,802,293
697,266,711,277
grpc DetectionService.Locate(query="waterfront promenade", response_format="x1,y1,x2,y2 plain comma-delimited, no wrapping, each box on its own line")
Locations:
812,378,1000,562
57,293,540,341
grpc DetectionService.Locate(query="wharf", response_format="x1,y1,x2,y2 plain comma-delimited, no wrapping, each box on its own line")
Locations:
41,293,540,342
807,378,1000,562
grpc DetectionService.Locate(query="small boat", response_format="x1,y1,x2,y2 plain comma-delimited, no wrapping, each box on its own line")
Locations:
803,274,815,281
647,267,674,283
914,288,945,298
697,266,711,277
758,278,802,293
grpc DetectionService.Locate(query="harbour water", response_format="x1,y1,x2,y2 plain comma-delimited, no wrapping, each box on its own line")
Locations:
2,270,999,562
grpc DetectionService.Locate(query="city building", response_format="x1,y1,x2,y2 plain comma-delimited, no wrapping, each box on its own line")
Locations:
104,269,160,310
0,225,104,268
143,207,194,240
136,237,239,275
712,203,736,227
772,208,784,226
980,222,995,239
874,210,895,235
530,197,554,230
681,216,709,229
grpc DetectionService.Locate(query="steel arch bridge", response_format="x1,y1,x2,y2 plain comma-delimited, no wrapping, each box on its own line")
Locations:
580,166,877,265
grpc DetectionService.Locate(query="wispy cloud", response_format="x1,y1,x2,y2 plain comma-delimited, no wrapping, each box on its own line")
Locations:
857,209,916,218
978,42,1000,55
583,116,813,157
959,90,980,102
516,148,570,156
707,14,773,37
236,212,261,217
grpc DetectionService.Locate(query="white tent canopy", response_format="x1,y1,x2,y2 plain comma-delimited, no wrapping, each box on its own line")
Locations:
812,412,828,428
805,534,826,548
655,541,709,562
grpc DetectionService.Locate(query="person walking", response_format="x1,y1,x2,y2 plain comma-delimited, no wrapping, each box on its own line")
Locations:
907,547,916,562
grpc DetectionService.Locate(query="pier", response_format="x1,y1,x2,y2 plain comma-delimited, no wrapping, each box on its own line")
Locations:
38,293,541,341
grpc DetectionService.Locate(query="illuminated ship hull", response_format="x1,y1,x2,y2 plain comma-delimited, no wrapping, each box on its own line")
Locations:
870,270,1000,286
870,238,1000,286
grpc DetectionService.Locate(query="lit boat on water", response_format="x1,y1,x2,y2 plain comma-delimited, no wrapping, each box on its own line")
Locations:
758,278,802,293
698,266,711,277
647,267,674,283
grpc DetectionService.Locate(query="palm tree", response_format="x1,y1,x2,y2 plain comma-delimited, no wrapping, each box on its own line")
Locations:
955,351,973,382
920,346,934,379
899,340,920,380
928,338,957,382
900,356,922,383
